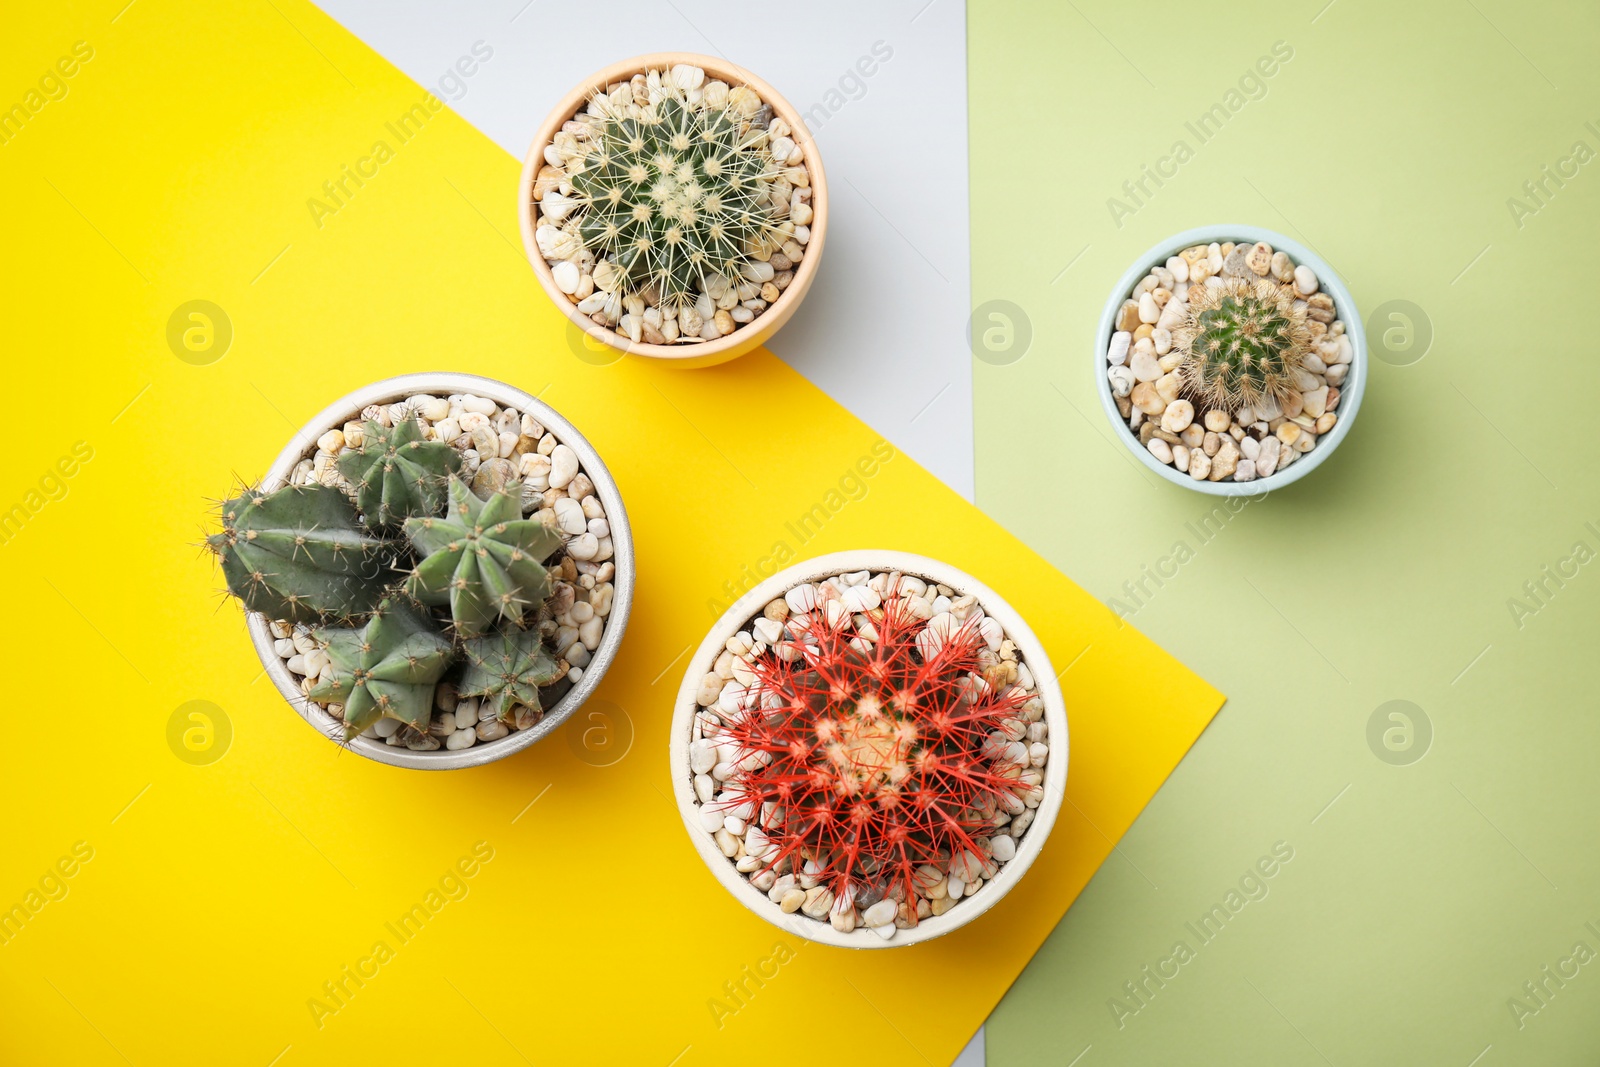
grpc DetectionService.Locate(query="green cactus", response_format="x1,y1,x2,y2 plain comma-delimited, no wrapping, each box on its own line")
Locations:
336,417,461,527
567,84,785,307
1176,278,1310,412
207,483,394,625
459,630,564,723
308,599,453,737
404,475,564,638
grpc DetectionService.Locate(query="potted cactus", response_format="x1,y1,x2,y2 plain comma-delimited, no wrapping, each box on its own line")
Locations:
1096,225,1366,495
670,551,1068,948
520,52,827,368
207,373,633,769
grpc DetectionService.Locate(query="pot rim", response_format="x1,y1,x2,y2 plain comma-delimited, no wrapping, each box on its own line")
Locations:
242,371,634,770
668,549,1069,949
517,51,829,367
1094,224,1368,496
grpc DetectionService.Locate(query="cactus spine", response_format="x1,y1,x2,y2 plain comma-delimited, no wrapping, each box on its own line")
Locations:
207,483,394,624
1176,278,1310,412
336,417,461,527
308,600,453,737
404,475,564,638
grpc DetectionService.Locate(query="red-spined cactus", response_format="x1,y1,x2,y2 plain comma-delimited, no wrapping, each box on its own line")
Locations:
717,593,1030,927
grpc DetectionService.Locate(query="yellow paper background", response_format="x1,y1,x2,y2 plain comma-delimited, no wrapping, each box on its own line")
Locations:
0,3,1221,1063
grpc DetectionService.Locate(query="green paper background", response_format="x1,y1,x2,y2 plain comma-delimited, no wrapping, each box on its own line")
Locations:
970,0,1600,1062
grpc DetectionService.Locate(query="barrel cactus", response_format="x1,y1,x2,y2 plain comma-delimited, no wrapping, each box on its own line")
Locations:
336,417,460,527
714,594,1033,925
404,475,564,638
206,483,394,625
1176,278,1310,412
459,630,563,724
567,79,785,308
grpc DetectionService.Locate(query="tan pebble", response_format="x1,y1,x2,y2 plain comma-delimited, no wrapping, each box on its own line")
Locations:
1131,381,1166,415
1188,449,1211,480
1155,372,1181,405
1209,437,1240,480
1116,301,1141,332
1315,412,1338,434
1203,431,1220,457
1203,409,1230,433
1180,423,1205,449
1277,422,1303,447
1160,399,1195,433
1246,242,1272,276
1133,323,1154,341
1326,387,1341,410
1270,251,1294,283
1282,391,1304,419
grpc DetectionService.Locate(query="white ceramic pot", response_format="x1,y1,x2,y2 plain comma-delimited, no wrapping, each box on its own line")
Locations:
242,372,634,770
1095,224,1367,495
670,550,1068,948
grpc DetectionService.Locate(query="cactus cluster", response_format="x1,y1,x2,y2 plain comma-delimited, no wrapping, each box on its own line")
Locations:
1175,278,1310,412
567,78,785,307
210,428,583,743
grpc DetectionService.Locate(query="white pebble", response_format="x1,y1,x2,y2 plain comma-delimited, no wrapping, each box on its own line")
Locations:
549,444,579,489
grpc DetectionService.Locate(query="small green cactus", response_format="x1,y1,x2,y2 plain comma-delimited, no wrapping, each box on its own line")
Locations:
404,475,564,638
459,630,563,724
1176,278,1310,412
568,85,784,307
336,417,461,527
308,599,454,737
207,483,394,625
